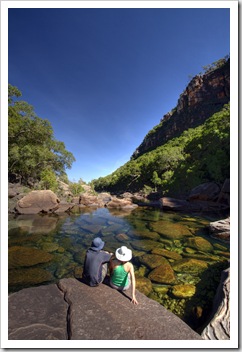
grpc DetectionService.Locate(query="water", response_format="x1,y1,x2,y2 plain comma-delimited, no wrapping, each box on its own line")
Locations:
8,206,229,331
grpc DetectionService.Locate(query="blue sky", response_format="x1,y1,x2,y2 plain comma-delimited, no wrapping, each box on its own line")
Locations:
8,6,230,183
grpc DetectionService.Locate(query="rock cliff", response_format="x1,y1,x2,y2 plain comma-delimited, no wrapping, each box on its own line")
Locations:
132,59,229,159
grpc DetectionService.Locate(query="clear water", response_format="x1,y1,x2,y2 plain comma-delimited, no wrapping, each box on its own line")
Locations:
8,206,229,331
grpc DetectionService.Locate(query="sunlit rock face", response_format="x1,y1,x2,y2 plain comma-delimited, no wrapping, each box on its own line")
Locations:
132,60,229,159
15,190,60,214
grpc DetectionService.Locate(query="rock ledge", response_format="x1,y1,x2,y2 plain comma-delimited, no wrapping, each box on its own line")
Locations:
9,278,202,340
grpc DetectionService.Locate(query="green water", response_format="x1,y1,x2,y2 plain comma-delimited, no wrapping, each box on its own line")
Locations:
8,206,229,331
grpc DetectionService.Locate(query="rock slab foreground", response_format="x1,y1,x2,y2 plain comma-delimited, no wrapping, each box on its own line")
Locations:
8,278,202,340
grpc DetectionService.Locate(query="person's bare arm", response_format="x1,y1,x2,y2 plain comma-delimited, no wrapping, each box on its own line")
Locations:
128,263,138,305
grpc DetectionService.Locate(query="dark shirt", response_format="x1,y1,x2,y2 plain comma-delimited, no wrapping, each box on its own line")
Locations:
82,249,111,286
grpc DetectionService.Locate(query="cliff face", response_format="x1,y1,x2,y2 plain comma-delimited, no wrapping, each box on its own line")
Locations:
132,59,230,159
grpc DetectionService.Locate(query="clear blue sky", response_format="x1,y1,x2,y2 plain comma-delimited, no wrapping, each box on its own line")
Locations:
8,6,230,183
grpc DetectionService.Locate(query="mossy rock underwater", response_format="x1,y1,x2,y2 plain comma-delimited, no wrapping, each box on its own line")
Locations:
9,246,54,268
170,284,196,298
148,258,176,284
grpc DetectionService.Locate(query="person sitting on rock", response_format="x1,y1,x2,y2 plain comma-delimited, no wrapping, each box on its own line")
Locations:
109,246,138,305
82,237,112,287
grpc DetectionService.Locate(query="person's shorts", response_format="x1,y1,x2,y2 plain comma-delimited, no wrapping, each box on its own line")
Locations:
101,263,108,281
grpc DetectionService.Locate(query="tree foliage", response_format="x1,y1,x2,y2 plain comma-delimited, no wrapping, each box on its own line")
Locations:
92,104,230,197
8,84,75,184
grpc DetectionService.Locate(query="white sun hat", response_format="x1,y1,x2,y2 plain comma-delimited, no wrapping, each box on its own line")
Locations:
115,246,132,262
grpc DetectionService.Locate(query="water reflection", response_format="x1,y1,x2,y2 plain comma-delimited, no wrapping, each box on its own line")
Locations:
8,207,229,330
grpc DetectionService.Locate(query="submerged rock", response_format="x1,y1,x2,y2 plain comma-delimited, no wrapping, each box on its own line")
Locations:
185,237,214,252
131,239,164,252
139,254,168,269
148,258,176,284
150,220,192,240
9,246,53,268
151,248,182,261
135,276,153,296
170,284,196,298
9,267,53,287
172,258,208,274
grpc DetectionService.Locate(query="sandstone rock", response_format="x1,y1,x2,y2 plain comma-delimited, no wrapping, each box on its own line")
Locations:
132,229,160,241
171,284,196,298
150,220,192,240
9,246,53,268
139,254,168,270
201,268,230,340
79,194,103,207
54,202,75,213
101,223,123,236
106,197,138,209
8,284,68,340
209,218,230,242
97,192,112,204
41,243,59,252
116,233,130,242
131,239,164,252
135,276,153,296
217,179,230,205
172,258,208,274
148,259,176,284
9,267,53,288
161,197,192,211
189,182,220,201
151,248,182,261
185,236,214,252
8,278,203,340
15,190,60,214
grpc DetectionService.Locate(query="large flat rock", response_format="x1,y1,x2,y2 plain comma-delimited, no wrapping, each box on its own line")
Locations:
8,284,68,339
9,278,202,340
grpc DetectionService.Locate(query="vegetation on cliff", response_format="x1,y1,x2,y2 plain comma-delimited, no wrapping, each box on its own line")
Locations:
92,104,230,197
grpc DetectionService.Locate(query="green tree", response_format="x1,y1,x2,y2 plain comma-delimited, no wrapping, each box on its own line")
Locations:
8,84,75,184
151,171,162,192
39,168,58,192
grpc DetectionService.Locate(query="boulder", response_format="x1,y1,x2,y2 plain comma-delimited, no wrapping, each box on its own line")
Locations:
139,254,168,270
106,197,138,209
188,182,220,201
79,194,104,207
172,258,208,274
150,220,192,240
9,267,53,288
161,197,192,211
9,246,53,268
170,284,196,298
201,268,230,340
209,218,230,242
53,202,75,213
135,276,153,296
148,258,176,284
151,248,182,261
217,179,230,205
8,284,68,340
184,236,214,252
8,278,202,340
15,190,60,214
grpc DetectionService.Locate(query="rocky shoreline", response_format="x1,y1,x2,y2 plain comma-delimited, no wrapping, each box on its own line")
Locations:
8,180,230,340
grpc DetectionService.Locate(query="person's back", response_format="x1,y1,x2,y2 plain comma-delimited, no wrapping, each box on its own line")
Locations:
110,259,130,288
109,246,138,304
82,237,111,287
